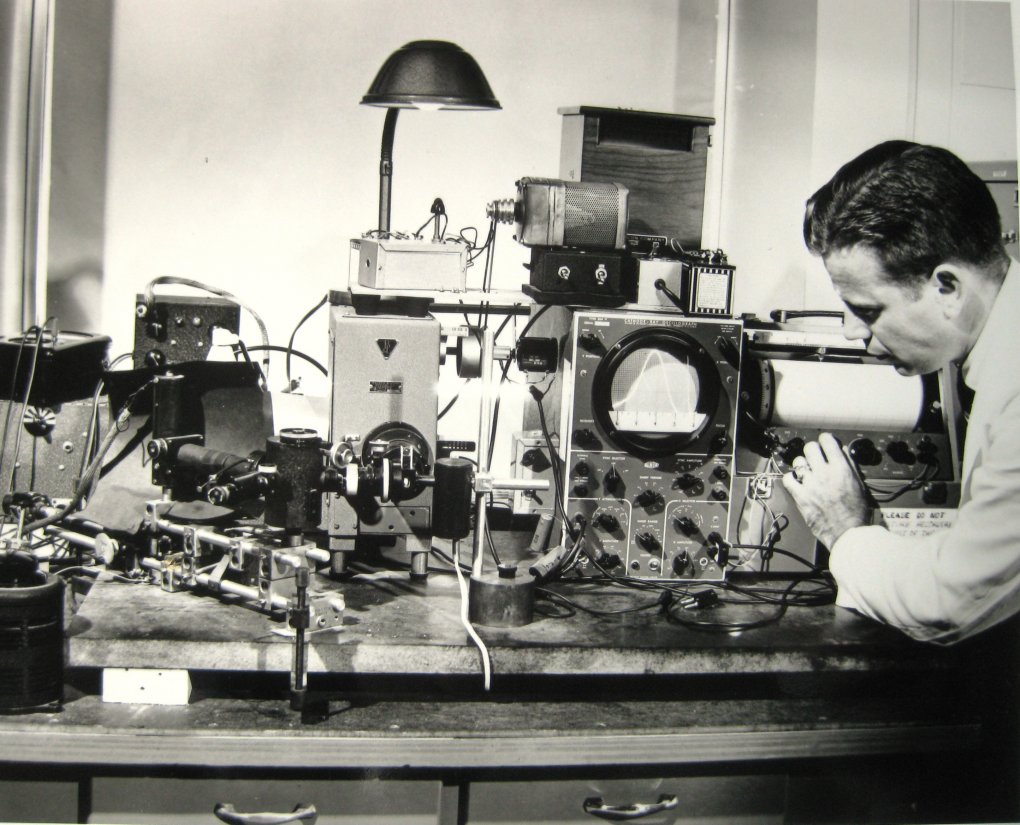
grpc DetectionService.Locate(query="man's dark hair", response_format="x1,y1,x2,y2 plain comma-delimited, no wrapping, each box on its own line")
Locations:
804,141,1009,286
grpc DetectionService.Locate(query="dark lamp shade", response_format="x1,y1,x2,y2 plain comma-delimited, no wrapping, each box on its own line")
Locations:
361,40,500,110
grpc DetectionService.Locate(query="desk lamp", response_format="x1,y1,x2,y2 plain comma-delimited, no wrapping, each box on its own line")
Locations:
361,40,500,234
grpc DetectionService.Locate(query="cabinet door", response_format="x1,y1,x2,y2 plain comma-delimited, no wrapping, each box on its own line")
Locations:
0,779,79,824
465,775,785,824
914,0,1016,160
89,777,441,825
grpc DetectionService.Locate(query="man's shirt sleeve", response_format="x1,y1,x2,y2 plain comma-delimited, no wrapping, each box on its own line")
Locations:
828,393,1020,644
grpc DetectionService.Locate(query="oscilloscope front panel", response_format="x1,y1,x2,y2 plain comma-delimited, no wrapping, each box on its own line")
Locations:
561,311,742,581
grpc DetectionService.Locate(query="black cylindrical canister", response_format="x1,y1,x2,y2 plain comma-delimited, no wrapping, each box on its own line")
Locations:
263,428,323,533
432,458,474,540
0,552,65,711
151,372,186,439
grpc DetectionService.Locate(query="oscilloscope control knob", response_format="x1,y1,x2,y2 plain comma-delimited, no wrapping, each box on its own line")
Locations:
706,532,728,565
713,466,730,482
635,489,664,510
676,473,705,496
886,440,916,465
594,512,620,532
673,551,690,575
922,481,948,505
917,436,939,464
574,428,600,448
578,332,605,354
848,438,882,466
710,486,729,502
780,437,806,465
574,461,591,477
603,466,621,493
715,335,740,369
636,531,661,551
709,433,731,453
674,516,699,537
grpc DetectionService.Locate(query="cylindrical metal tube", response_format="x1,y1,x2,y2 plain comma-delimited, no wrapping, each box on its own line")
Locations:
290,566,309,710
175,444,253,477
141,556,287,611
473,328,495,577
529,512,555,555
305,547,330,565
194,572,289,611
489,477,552,492
156,518,234,550
44,525,96,550
410,551,429,579
528,543,570,580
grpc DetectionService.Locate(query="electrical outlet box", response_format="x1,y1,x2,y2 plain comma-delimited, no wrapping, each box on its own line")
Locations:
510,430,558,515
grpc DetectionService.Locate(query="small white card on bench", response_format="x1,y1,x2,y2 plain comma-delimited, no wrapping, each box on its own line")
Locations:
102,668,193,705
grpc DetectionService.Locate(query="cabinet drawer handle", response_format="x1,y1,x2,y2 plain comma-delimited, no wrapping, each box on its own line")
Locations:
213,802,318,825
582,794,679,820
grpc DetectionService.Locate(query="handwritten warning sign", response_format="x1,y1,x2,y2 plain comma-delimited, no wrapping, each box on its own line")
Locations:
880,508,957,539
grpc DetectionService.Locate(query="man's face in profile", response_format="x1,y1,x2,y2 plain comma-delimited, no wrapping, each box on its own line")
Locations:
824,245,956,376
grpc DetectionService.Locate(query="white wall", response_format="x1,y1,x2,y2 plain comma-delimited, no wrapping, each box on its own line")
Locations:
717,0,1017,318
0,0,47,335
921,0,1016,160
0,0,26,333
802,0,919,308
716,0,820,316
43,0,1017,371
46,0,111,334
90,0,688,391
718,0,922,317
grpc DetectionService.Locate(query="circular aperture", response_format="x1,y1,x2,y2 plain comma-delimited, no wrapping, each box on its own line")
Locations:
362,422,433,501
591,328,721,457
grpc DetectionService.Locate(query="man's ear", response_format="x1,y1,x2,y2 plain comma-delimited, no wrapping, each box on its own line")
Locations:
929,265,966,319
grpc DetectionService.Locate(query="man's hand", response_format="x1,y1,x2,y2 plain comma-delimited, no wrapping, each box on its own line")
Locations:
781,432,871,548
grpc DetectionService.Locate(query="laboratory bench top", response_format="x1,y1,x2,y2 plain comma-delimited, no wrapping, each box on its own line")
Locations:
66,567,955,678
3,554,1014,825
0,558,998,773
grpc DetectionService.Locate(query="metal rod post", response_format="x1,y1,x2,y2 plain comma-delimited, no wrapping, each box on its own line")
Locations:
473,328,495,578
378,107,399,233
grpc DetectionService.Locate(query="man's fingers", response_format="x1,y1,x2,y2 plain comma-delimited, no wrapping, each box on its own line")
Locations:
781,470,805,497
818,432,845,462
803,440,826,468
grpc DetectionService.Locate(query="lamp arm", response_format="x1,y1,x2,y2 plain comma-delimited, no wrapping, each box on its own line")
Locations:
378,107,399,233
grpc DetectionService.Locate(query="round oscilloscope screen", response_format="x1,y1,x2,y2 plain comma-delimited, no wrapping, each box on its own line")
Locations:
591,328,721,457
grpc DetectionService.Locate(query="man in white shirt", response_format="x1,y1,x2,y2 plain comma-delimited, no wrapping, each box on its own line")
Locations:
784,140,1020,644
